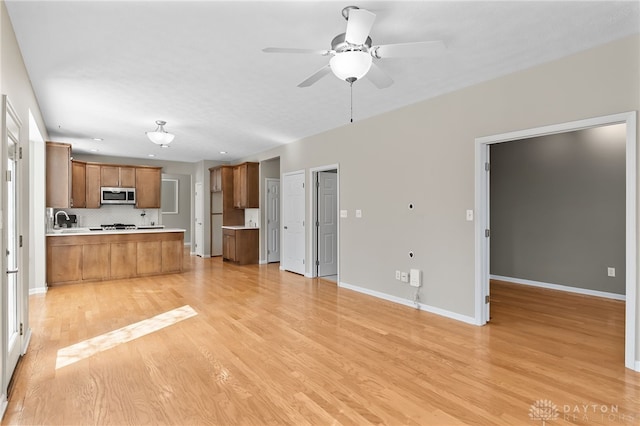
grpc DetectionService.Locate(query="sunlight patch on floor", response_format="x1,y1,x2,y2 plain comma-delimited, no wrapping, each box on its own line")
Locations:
55,305,197,369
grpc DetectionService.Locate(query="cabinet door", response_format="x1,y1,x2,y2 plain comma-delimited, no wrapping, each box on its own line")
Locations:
137,241,162,275
82,244,111,281
47,244,82,284
233,165,243,208
136,167,161,209
119,167,136,187
46,142,71,208
111,242,137,279
101,166,119,187
233,162,259,209
210,167,222,192
85,164,101,208
235,229,259,265
162,240,183,273
71,160,86,208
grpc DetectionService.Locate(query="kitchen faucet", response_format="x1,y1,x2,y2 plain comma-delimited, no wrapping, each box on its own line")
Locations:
55,210,70,228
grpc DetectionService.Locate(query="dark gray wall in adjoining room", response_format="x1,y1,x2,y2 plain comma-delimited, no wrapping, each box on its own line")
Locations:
490,123,626,295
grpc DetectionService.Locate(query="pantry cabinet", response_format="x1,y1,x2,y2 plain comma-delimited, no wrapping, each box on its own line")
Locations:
232,162,259,208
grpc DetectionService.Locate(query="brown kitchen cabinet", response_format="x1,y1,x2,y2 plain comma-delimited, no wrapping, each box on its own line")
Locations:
82,243,111,281
110,242,137,279
233,162,259,208
46,142,71,208
135,167,162,209
222,228,258,265
210,167,222,192
85,163,101,208
71,160,86,208
47,231,184,285
101,165,136,187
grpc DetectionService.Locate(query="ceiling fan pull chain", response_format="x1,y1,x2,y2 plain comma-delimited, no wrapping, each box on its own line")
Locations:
350,80,353,123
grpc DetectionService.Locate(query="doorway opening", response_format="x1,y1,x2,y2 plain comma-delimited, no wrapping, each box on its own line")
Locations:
311,165,339,282
475,112,637,370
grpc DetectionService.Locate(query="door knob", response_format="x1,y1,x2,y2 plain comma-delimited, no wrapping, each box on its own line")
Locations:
284,226,288,229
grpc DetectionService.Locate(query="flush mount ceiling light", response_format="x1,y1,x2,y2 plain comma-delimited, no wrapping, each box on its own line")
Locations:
146,120,175,147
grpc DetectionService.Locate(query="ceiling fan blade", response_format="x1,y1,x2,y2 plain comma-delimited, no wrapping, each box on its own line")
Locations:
345,9,376,45
297,65,332,88
373,40,446,58
263,47,330,55
366,63,393,89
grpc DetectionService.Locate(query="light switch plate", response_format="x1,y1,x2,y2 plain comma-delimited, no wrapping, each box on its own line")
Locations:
355,209,362,218
466,210,473,221
340,210,348,218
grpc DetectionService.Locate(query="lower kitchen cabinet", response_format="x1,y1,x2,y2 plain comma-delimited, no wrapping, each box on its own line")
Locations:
46,231,185,285
47,245,82,283
222,228,258,265
82,244,111,281
162,240,184,273
137,241,163,275
110,242,137,279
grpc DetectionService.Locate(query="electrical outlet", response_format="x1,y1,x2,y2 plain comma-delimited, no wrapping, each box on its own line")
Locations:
395,270,401,280
466,210,474,221
607,267,616,277
400,272,409,283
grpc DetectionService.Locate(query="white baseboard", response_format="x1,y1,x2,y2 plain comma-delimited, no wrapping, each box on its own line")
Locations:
259,259,267,265
635,360,640,372
305,272,313,278
29,286,48,295
338,281,477,325
490,275,625,301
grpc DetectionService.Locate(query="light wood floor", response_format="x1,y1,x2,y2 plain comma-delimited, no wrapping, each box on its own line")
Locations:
3,255,639,425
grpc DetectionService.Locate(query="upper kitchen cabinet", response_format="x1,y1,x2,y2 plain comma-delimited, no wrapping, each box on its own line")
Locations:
135,167,162,209
85,163,101,208
71,160,86,208
101,165,136,188
210,167,222,193
46,142,71,208
233,162,259,209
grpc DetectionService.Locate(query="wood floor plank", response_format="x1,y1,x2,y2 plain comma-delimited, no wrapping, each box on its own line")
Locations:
3,256,639,425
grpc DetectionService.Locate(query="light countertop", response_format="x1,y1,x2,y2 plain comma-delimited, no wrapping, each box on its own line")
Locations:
46,228,186,237
221,226,260,230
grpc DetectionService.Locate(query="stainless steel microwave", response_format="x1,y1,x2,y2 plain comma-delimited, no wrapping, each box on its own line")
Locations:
101,187,136,205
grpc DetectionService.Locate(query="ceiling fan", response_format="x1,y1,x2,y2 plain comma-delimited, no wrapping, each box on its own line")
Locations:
263,5,446,89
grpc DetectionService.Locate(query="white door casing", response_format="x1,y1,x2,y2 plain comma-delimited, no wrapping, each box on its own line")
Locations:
282,171,305,274
317,171,337,277
2,96,22,394
475,111,637,371
195,182,204,256
266,179,280,263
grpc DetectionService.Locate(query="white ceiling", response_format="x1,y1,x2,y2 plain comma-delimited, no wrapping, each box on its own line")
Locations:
6,1,639,163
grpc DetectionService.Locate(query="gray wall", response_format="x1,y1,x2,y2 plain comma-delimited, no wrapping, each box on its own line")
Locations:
490,124,626,294
161,173,192,243
238,33,639,347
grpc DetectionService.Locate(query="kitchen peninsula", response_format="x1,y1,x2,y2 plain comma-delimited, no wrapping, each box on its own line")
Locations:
46,227,185,286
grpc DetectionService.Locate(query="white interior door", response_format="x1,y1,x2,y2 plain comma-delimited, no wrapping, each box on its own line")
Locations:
194,182,204,256
317,171,337,277
282,172,305,274
3,96,22,390
266,179,280,263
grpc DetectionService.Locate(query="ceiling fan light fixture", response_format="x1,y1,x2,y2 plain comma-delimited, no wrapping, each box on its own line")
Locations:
330,50,372,82
146,120,175,146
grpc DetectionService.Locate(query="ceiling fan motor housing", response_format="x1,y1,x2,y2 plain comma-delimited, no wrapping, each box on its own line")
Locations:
331,33,372,54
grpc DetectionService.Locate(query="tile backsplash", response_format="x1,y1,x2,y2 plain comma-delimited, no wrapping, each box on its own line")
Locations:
51,205,160,228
